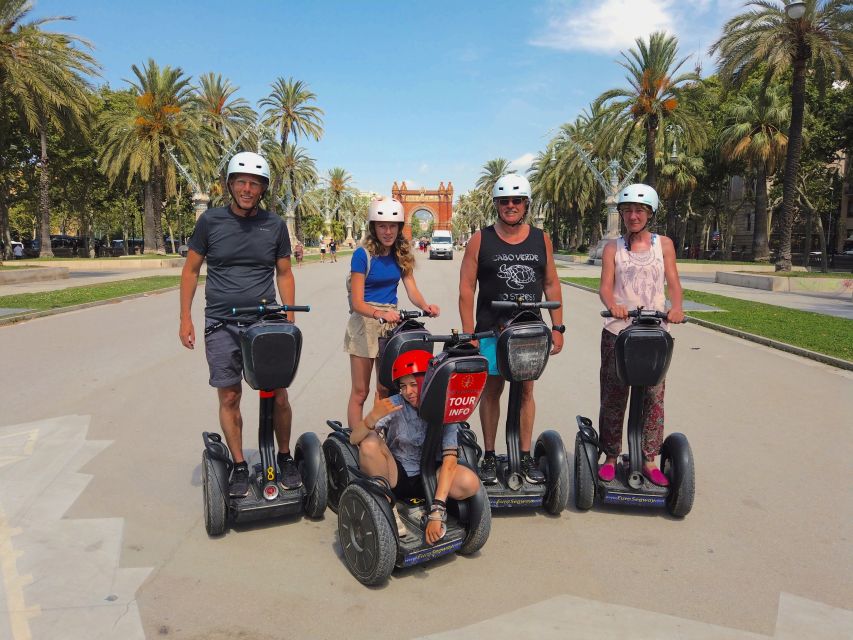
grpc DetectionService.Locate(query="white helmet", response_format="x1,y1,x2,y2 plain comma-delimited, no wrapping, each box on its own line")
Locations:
368,196,404,223
618,183,658,213
226,152,270,182
492,174,531,200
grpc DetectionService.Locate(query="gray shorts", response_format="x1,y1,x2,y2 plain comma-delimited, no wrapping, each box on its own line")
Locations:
204,319,243,388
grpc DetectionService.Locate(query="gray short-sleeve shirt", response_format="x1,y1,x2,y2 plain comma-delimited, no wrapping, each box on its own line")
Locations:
188,206,291,320
375,395,459,477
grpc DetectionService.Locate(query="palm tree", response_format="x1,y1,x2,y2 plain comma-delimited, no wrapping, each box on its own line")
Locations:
260,77,324,215
711,0,853,270
475,158,513,199
719,82,789,261
325,167,354,220
658,137,705,253
193,72,256,197
598,31,703,188
0,0,99,258
99,59,211,254
264,142,317,242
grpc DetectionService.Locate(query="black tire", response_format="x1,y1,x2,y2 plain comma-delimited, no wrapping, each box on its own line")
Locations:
573,431,597,511
323,435,359,514
535,430,570,515
458,483,491,555
337,484,396,586
660,433,695,517
202,450,227,536
296,433,328,519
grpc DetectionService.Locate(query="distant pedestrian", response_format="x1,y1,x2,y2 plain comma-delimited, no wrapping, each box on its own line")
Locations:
13,243,23,259
320,239,327,263
294,241,304,267
329,238,337,262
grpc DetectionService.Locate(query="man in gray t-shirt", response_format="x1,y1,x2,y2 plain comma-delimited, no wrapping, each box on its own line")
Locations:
179,151,300,497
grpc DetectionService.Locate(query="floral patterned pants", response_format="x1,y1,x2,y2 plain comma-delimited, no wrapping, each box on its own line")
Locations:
599,329,665,461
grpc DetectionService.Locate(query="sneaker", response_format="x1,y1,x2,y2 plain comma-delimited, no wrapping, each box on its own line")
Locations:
598,463,616,482
521,454,545,484
643,466,669,487
229,463,250,498
278,454,302,490
479,455,498,485
392,505,409,538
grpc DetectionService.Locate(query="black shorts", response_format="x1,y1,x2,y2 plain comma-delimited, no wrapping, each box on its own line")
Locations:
392,458,442,502
204,319,243,388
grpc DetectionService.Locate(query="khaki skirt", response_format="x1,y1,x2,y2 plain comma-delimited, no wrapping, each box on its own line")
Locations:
343,302,397,359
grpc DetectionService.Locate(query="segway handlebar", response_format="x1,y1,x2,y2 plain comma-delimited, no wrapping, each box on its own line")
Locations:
601,308,687,323
230,303,311,316
491,300,561,310
421,330,495,344
378,309,429,325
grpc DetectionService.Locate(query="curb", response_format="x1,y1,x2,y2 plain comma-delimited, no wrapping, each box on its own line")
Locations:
0,285,181,327
561,281,853,372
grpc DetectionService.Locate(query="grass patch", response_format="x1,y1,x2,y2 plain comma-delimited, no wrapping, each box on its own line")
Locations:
0,275,192,311
0,264,34,270
560,277,852,362
17,254,182,262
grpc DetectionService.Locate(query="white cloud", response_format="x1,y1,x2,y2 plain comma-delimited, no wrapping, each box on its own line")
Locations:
418,163,430,174
509,153,536,175
532,0,676,54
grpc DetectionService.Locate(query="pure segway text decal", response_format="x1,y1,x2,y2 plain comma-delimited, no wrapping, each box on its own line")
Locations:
443,372,487,423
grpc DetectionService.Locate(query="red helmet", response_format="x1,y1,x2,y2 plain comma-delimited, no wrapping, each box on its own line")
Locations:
392,350,432,381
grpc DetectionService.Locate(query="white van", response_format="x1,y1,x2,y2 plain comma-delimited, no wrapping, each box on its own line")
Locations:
429,230,453,260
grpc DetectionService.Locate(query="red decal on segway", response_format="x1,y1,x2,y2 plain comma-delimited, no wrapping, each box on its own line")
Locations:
259,390,275,399
443,372,487,423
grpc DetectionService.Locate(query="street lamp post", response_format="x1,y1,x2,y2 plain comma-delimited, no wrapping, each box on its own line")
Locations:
785,1,806,20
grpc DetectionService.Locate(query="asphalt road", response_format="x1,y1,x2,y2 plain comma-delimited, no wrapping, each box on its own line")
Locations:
1,251,851,639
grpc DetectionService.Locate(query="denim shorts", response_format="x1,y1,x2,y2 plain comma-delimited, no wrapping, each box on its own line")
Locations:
478,336,500,376
204,319,243,388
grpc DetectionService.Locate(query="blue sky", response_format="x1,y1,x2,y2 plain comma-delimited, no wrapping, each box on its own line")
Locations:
34,0,744,196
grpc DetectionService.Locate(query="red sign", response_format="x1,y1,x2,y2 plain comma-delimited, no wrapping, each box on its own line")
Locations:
443,371,487,423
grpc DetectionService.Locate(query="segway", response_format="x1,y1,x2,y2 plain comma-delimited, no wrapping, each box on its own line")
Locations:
456,300,570,515
574,308,694,517
327,328,493,586
201,303,327,536
323,310,433,513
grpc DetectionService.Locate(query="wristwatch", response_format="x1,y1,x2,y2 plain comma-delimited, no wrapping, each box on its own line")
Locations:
551,324,566,334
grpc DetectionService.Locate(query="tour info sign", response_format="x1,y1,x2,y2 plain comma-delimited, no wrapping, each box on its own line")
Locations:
443,371,488,423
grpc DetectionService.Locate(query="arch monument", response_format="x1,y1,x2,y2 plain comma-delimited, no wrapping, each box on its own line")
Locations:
391,181,453,241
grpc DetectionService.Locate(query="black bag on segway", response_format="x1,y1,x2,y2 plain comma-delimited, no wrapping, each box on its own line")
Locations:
240,320,303,390
614,323,673,387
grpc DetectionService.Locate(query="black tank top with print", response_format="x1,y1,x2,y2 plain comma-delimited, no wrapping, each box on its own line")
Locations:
475,225,547,331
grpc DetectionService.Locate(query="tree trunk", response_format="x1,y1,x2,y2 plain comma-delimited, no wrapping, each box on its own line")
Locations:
644,117,658,188
142,180,157,255
752,163,770,262
38,127,54,258
0,188,11,262
776,50,808,272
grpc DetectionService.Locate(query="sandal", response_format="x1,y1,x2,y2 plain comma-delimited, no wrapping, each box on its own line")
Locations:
643,466,670,487
598,463,616,482
426,500,447,543
392,505,409,538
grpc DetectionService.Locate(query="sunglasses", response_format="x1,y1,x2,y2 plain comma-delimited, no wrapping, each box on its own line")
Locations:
496,197,525,206
232,178,264,190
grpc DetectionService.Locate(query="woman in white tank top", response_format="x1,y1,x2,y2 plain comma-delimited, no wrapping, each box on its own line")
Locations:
597,184,684,487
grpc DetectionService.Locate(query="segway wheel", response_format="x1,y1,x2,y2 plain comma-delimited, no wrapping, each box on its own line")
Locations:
535,430,570,515
323,436,359,514
337,484,396,586
295,432,328,519
202,450,227,536
458,483,491,555
660,433,695,517
573,432,597,511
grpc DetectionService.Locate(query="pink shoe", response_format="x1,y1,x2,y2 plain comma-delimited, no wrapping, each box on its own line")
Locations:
643,467,669,487
598,463,615,482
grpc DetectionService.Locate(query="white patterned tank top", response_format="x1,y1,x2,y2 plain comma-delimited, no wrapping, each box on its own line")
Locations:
603,234,668,335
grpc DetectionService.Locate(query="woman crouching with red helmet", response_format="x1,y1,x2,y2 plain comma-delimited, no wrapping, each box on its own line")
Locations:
349,349,480,544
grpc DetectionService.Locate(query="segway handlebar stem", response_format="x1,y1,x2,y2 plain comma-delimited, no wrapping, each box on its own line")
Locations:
491,300,561,311
421,330,494,345
600,308,687,323
378,309,429,325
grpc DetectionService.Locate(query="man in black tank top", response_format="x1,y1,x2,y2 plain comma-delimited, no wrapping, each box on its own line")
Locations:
458,174,565,485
